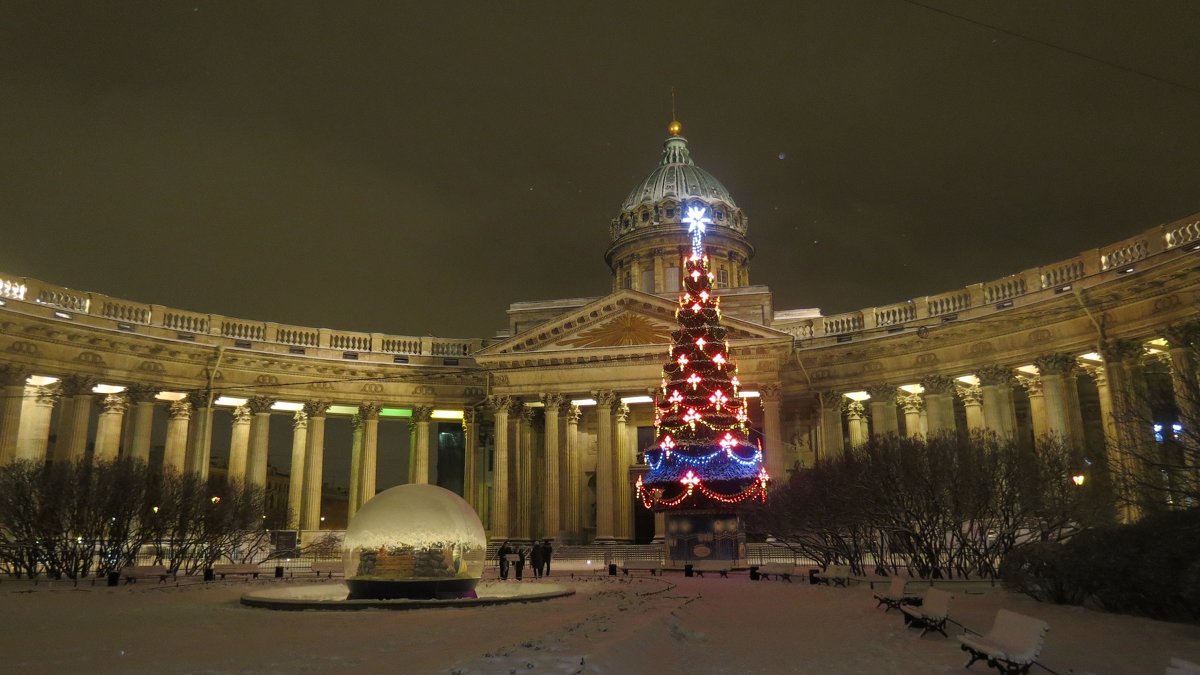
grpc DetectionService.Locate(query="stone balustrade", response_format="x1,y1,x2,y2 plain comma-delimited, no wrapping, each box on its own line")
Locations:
0,273,485,361
773,211,1199,343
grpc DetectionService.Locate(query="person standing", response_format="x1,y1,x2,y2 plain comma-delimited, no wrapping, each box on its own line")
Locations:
515,546,527,581
531,541,544,579
497,541,512,580
542,539,553,577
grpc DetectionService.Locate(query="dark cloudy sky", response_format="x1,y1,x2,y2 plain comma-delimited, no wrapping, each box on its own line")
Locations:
3,1,1199,339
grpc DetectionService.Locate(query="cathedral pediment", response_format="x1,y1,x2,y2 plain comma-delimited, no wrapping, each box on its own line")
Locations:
475,289,791,365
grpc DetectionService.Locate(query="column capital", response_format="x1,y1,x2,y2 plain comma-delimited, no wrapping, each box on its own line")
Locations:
540,393,567,413
0,364,31,387
101,392,128,414
844,400,865,420
462,407,479,425
920,374,955,395
187,390,211,410
302,400,329,418
818,391,842,410
1016,374,1043,396
60,374,96,397
358,402,381,420
976,365,1015,386
616,401,630,423
350,413,363,430
865,383,896,403
292,409,308,429
231,405,252,424
1034,352,1076,376
125,382,160,403
1164,320,1200,350
955,382,982,405
487,395,517,414
248,396,275,414
519,404,539,424
168,398,192,420
595,390,619,411
1080,363,1107,387
1100,338,1145,364
567,404,582,424
898,392,924,414
412,405,433,423
759,383,782,402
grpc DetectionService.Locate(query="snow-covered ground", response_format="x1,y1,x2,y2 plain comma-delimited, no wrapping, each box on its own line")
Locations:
1,569,1197,674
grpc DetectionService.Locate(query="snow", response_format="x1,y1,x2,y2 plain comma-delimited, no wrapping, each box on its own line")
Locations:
1,569,1197,674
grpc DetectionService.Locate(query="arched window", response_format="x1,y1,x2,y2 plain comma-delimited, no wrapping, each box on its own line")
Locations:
717,266,730,288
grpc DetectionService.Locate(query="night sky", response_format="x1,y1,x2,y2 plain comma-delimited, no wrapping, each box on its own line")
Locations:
3,2,1200,340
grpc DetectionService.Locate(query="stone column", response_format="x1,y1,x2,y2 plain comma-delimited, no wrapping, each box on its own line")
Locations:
300,401,328,531
845,400,867,448
899,392,924,438
977,365,1015,437
411,406,433,485
1100,339,1147,522
462,407,479,511
594,391,617,543
16,383,57,462
186,391,215,478
1165,322,1200,472
1035,353,1077,442
818,391,845,459
921,375,955,435
614,400,633,542
163,399,192,474
286,409,308,530
488,396,514,540
957,382,985,432
565,404,582,542
542,394,565,541
760,384,785,478
357,403,380,512
246,397,273,489
226,405,252,484
348,414,363,520
865,384,898,437
124,384,158,464
0,366,29,464
58,375,95,462
93,393,128,462
516,405,536,540
1018,375,1048,441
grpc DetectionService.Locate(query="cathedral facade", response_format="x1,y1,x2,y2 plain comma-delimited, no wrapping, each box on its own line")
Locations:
1,123,1198,543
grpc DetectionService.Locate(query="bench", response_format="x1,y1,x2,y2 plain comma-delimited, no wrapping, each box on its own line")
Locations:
690,560,731,578
120,565,172,584
310,561,343,578
620,561,663,576
959,609,1049,674
901,588,953,638
874,576,920,610
813,564,851,587
758,562,797,581
211,564,262,580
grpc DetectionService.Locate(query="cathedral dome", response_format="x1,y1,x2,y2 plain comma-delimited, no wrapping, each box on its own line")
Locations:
620,135,738,211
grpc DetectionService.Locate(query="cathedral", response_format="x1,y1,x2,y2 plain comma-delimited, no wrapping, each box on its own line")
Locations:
1,120,1198,544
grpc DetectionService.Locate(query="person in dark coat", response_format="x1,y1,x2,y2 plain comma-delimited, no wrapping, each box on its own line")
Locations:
515,547,527,581
497,541,511,580
541,540,553,577
530,541,544,578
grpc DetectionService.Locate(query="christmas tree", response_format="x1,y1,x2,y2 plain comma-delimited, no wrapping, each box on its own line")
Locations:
637,205,769,510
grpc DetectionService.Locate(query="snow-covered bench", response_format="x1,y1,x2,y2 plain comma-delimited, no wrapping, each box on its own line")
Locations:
874,575,919,610
690,560,730,578
120,565,172,584
620,561,662,576
212,563,261,580
901,587,953,638
813,564,851,587
758,562,797,581
959,608,1049,674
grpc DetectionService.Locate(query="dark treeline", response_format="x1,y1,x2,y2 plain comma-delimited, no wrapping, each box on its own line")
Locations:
747,433,1105,579
0,458,281,579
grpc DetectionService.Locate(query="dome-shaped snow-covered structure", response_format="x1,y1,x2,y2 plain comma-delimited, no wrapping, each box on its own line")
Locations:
342,484,487,599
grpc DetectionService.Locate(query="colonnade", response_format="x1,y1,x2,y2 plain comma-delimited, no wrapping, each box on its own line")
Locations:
0,368,473,532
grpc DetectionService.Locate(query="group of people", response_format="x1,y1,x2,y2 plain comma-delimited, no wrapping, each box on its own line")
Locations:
496,540,554,581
